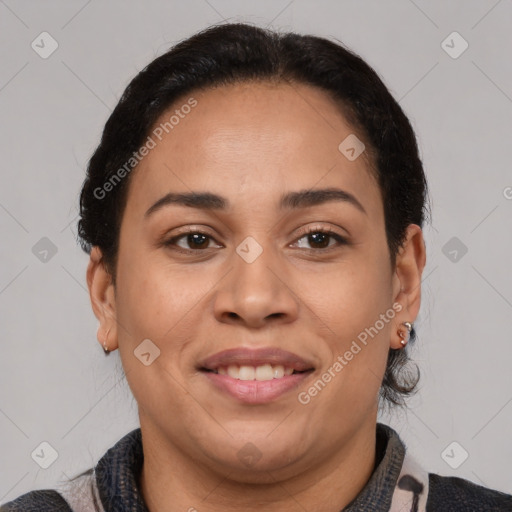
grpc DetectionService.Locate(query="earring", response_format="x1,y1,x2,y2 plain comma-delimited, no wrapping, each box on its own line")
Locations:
398,321,413,347
103,328,111,354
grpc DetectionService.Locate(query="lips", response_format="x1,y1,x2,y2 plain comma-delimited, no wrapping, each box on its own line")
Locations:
198,347,315,404
199,347,315,373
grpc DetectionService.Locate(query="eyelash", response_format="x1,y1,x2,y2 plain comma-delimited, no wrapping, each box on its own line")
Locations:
163,226,349,254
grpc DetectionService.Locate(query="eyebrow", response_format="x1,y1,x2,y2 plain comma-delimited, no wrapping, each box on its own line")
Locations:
144,187,367,218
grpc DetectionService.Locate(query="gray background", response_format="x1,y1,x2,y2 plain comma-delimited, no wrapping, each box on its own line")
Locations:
1,0,511,504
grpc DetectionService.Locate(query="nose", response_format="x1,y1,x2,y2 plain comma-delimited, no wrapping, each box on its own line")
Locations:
213,239,299,329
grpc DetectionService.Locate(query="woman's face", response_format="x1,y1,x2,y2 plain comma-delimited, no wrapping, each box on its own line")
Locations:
89,81,424,480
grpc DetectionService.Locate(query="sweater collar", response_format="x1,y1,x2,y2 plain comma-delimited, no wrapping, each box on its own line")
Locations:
95,422,405,511
344,423,406,510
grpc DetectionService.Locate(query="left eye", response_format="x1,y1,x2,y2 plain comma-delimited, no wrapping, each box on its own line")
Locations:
293,229,348,250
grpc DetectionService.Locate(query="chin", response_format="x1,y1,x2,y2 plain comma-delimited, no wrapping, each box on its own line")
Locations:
202,440,307,480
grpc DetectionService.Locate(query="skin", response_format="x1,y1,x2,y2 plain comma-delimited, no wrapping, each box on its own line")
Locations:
87,81,426,511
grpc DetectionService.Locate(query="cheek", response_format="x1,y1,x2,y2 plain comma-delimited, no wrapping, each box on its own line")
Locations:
114,244,199,346
113,253,206,410
306,248,391,339
117,268,201,342
307,248,393,396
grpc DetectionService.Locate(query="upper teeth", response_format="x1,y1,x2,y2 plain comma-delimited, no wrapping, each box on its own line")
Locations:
215,364,295,381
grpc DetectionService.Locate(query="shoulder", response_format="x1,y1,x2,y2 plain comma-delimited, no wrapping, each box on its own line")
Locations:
0,489,72,511
427,473,512,511
1,428,142,512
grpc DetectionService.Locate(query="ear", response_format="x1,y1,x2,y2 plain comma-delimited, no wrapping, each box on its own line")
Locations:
390,224,427,349
86,246,118,352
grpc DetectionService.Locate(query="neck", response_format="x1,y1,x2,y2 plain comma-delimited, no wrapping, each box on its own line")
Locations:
139,418,378,512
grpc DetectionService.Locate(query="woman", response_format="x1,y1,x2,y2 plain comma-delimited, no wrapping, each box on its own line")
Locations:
3,22,511,512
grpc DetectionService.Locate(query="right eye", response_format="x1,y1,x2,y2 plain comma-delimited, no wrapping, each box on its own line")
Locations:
164,229,223,252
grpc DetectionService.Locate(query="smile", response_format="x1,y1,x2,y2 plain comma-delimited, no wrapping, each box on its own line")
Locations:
208,364,298,380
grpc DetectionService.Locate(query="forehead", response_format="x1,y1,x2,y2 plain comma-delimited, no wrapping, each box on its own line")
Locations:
125,81,382,219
